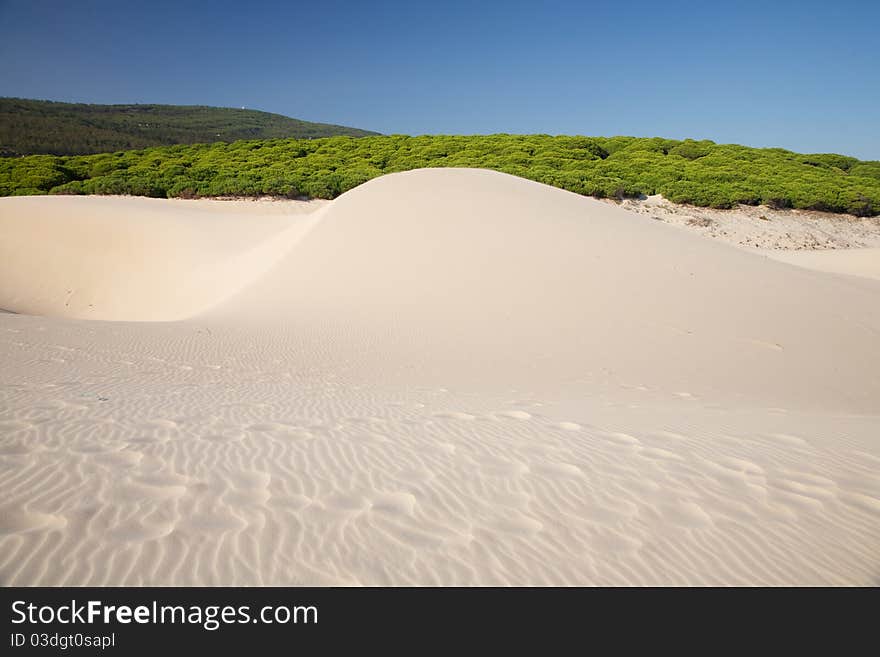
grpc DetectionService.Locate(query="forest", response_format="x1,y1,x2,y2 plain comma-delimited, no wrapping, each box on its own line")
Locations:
0,98,378,156
1,134,878,216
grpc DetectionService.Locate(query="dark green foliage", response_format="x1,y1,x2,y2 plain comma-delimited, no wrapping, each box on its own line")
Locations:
668,139,714,160
1,134,878,216
0,98,379,156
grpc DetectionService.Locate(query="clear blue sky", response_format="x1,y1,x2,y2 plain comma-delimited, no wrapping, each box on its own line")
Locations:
1,0,878,159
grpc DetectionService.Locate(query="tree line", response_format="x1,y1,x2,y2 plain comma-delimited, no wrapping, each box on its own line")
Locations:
1,134,878,216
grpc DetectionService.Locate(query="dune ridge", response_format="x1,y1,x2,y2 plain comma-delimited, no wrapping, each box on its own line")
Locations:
1,169,878,585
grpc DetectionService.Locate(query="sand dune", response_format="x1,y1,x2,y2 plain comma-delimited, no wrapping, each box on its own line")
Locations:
0,195,327,321
1,169,878,585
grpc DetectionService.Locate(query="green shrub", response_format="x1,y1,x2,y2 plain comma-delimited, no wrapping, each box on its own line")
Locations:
1,134,877,216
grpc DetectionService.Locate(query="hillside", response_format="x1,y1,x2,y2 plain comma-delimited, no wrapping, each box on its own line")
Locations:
1,134,878,216
0,98,379,156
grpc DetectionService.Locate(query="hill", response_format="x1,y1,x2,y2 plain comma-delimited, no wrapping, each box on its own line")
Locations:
0,97,379,156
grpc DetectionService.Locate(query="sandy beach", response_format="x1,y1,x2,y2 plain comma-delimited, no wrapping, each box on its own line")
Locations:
1,168,878,585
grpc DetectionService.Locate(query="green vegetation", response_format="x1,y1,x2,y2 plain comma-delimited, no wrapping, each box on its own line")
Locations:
2,134,878,216
0,98,378,156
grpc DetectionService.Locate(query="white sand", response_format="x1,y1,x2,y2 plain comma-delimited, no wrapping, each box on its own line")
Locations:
763,248,880,281
613,193,880,250
1,168,878,585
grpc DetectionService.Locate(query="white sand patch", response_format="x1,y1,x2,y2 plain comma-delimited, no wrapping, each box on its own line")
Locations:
611,193,880,250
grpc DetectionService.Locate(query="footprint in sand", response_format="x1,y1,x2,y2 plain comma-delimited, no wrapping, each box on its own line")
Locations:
199,430,246,443
108,519,175,543
371,491,418,516
322,493,370,513
0,509,67,535
532,461,582,477
0,420,33,433
273,493,313,511
137,419,180,432
0,441,38,456
432,411,476,421
247,423,311,440
393,466,435,484
185,510,248,534
70,442,120,454
344,416,387,425
220,470,272,505
116,481,188,504
496,410,532,420
130,433,173,447
551,421,582,431
772,477,837,502
603,432,641,447
743,338,784,351
354,432,390,445
589,530,643,553
840,492,880,516
637,446,683,461
34,399,88,412
661,500,715,529
716,456,765,475
578,499,640,526
652,431,688,442
767,433,808,446
487,514,543,535
477,455,530,477
92,451,143,468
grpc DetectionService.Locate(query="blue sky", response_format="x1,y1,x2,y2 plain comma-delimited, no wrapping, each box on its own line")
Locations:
1,0,878,159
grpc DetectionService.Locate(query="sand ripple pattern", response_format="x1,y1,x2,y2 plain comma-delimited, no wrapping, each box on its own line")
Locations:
1,343,878,585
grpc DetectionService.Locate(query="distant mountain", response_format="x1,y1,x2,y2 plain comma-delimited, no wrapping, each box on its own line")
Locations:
0,98,379,156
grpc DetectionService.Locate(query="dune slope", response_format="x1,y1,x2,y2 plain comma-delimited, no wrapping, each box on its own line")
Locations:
0,195,325,321
765,247,880,282
0,169,878,585
210,169,880,412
